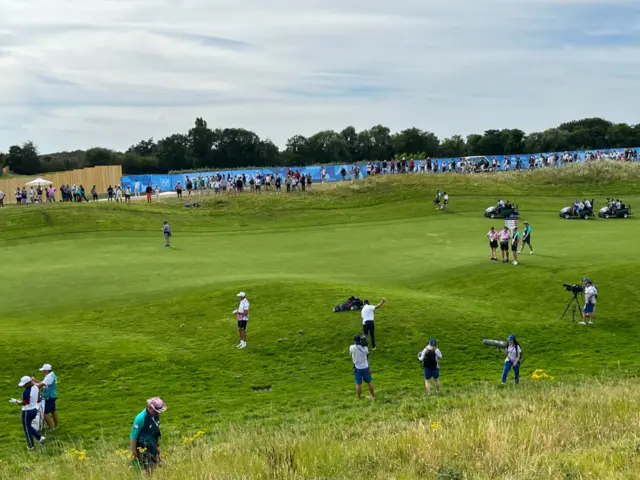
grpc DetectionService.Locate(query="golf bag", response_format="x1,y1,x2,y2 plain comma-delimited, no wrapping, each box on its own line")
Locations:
333,296,364,312
32,400,45,433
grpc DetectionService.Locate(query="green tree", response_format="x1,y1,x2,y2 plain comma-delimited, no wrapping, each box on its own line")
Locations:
127,138,157,157
438,135,466,158
500,129,525,154
340,126,360,162
85,147,117,167
188,118,216,168
306,130,350,165
465,134,483,156
7,142,42,175
606,123,639,148
392,128,440,157
157,134,190,172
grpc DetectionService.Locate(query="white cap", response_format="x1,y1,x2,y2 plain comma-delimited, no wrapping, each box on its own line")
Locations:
18,376,31,387
237,292,246,297
39,364,52,371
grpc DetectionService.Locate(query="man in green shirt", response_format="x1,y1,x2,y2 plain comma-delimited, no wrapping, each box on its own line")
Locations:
519,221,534,254
130,397,167,472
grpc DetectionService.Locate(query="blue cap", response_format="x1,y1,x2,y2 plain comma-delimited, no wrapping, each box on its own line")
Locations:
507,334,516,341
429,338,437,346
582,277,591,284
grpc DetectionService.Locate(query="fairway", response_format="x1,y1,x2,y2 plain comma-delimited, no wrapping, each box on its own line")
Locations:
1,168,639,478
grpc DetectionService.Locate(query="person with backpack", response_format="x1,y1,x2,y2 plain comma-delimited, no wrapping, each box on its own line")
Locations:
501,334,522,384
417,339,442,394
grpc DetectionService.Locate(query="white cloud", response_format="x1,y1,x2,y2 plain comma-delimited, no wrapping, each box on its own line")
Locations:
1,0,639,153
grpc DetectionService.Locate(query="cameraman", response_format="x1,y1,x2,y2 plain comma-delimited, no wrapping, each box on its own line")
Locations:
349,335,375,401
580,278,597,326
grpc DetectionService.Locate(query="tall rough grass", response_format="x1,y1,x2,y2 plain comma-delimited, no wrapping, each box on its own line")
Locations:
3,379,638,479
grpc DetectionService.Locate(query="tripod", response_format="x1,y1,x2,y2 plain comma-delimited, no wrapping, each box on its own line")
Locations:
560,292,584,323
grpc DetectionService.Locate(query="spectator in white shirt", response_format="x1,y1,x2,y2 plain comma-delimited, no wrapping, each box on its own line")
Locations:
10,376,45,449
361,298,385,350
349,335,375,400
580,278,597,326
233,292,250,349
418,339,442,394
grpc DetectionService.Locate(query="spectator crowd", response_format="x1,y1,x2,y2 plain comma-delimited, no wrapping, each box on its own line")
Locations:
1,148,638,206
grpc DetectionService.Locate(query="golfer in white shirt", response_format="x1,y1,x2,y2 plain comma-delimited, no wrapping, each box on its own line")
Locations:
349,335,375,400
361,298,385,350
10,376,45,449
233,292,250,349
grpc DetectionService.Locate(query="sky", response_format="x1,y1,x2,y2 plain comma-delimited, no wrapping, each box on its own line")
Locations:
1,0,639,153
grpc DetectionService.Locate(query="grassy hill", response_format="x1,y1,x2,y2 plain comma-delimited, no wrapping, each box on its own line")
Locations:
0,162,639,479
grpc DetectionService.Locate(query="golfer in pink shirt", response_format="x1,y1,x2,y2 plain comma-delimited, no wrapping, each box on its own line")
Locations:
499,227,511,263
487,227,499,261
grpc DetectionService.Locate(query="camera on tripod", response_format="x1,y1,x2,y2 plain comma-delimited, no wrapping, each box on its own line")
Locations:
560,282,585,323
563,283,584,294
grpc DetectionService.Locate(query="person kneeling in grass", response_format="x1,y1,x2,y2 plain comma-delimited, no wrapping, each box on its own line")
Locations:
418,339,442,394
130,397,167,472
163,221,171,248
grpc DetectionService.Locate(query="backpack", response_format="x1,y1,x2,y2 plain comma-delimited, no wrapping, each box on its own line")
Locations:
422,349,438,369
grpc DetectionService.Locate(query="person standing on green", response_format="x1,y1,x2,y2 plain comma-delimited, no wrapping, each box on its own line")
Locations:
519,221,534,254
130,397,167,472
163,221,171,248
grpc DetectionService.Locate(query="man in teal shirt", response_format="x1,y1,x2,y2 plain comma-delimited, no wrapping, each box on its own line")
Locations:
31,363,58,431
519,221,534,254
130,397,167,472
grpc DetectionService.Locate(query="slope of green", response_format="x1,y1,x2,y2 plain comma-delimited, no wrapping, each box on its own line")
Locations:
0,163,639,478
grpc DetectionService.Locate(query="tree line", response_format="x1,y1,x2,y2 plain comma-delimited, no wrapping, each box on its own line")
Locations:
1,117,639,176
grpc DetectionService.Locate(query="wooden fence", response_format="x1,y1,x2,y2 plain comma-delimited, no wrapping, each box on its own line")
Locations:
0,165,122,196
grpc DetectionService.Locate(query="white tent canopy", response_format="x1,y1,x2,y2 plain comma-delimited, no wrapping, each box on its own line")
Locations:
25,177,53,186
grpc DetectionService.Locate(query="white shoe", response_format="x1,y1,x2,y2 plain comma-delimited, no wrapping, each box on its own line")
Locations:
513,261,518,265
588,321,594,325
39,437,46,444
578,321,586,326
530,251,534,254
236,343,242,348
239,343,246,349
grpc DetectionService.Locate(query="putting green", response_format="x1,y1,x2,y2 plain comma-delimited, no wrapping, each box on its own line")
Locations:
0,173,639,459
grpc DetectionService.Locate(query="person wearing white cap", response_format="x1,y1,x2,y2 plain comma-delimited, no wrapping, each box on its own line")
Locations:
233,292,250,349
9,376,45,449
130,397,167,472
31,363,58,431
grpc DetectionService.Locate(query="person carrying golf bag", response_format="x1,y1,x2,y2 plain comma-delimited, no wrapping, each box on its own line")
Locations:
9,376,45,450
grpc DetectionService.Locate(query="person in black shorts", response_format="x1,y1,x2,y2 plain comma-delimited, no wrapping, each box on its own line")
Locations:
499,226,510,263
487,226,499,261
233,292,250,349
434,190,441,209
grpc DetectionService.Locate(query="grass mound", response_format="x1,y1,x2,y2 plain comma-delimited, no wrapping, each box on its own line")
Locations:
0,164,639,478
